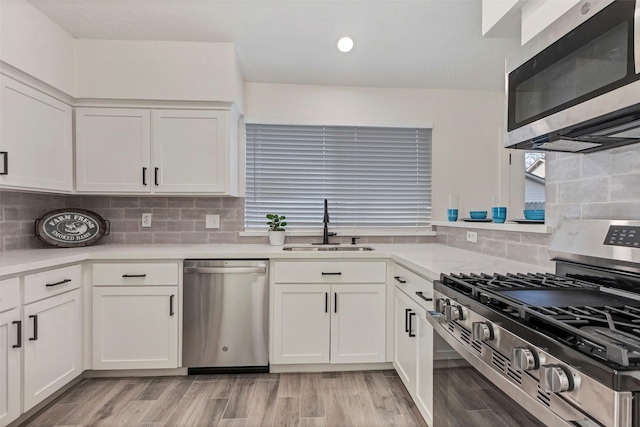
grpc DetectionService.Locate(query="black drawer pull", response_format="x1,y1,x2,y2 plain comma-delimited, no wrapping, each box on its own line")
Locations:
405,308,411,332
394,276,407,284
334,293,338,313
322,272,342,276
416,291,433,302
29,315,38,341
325,292,328,313
408,312,416,337
154,167,159,186
0,151,7,175
170,295,175,316
12,321,21,348
122,274,147,278
46,279,72,287
142,167,147,185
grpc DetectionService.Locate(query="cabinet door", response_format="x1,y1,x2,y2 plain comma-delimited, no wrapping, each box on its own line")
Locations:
272,284,330,364
331,284,386,364
23,290,81,411
75,108,151,193
393,289,417,394
151,110,229,194
415,309,434,427
0,76,73,192
93,286,178,370
0,308,21,427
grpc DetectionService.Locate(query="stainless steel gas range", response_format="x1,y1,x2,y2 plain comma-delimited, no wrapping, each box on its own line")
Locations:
427,220,640,427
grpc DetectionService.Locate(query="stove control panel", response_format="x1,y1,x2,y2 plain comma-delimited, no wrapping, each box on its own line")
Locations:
604,225,640,247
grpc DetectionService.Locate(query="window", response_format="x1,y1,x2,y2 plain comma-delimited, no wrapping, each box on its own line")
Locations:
524,152,545,209
245,124,432,229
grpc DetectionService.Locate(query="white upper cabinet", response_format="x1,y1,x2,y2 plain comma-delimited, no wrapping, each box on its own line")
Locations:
0,76,73,193
75,108,151,193
75,107,239,195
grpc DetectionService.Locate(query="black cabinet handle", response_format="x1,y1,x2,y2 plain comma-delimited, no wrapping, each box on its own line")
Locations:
0,151,7,175
322,272,342,276
143,167,147,185
122,274,147,278
325,292,328,313
29,315,38,341
405,308,411,333
394,276,407,284
416,291,433,302
334,293,338,313
154,167,159,186
12,321,21,348
170,295,175,316
408,312,416,337
46,279,72,287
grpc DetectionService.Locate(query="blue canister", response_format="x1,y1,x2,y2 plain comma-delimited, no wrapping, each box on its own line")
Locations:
447,208,458,222
492,207,507,223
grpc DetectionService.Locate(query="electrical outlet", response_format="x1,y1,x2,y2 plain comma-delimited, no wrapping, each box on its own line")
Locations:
141,213,152,228
205,214,220,229
466,230,478,243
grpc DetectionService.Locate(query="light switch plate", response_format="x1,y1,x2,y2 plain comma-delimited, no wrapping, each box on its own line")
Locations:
466,231,478,243
142,213,152,228
206,214,220,229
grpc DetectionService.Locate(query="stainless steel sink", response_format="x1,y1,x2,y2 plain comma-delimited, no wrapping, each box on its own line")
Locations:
282,245,374,251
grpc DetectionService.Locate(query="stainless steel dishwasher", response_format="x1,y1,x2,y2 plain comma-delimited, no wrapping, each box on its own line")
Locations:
182,259,269,374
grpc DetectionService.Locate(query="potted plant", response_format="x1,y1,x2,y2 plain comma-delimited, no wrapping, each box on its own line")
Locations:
266,213,287,246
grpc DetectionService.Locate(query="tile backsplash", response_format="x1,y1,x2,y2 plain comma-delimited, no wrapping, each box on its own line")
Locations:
0,191,434,251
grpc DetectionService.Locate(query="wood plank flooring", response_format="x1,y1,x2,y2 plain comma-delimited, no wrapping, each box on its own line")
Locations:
22,368,545,427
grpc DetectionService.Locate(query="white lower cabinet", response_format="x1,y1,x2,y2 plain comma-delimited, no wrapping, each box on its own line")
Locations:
23,289,82,412
272,283,386,365
394,289,418,392
93,286,178,370
415,308,434,427
0,308,21,427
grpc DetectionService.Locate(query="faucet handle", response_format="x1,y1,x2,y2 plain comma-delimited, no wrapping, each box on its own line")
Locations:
351,236,360,245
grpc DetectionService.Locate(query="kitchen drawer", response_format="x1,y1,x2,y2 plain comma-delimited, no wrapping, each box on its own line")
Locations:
93,262,179,286
24,265,81,304
0,277,20,311
273,261,386,284
392,263,433,308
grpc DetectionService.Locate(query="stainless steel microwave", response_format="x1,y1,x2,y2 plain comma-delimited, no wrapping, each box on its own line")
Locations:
505,0,640,153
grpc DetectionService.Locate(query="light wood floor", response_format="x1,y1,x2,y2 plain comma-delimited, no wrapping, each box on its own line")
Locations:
22,368,544,427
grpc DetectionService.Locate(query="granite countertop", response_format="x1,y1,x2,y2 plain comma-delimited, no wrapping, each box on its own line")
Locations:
0,243,552,279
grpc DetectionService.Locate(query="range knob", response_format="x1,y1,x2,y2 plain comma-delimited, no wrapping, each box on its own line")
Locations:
444,304,466,322
511,347,538,371
472,322,494,342
540,365,575,393
435,298,449,313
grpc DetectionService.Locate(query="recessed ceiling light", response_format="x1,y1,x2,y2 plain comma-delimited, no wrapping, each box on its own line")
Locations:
337,36,354,53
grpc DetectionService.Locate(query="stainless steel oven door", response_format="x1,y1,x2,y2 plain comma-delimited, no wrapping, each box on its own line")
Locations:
426,311,580,427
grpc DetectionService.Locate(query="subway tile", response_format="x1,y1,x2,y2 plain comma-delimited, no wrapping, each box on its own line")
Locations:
124,232,153,244
152,208,181,221
520,232,552,246
557,177,608,204
140,197,168,208
223,197,244,209
480,239,507,259
0,190,23,206
68,195,110,209
546,183,557,205
545,204,581,228
195,198,224,208
0,222,21,237
208,232,239,244
491,231,521,243
124,208,147,220
610,146,640,174
167,221,195,232
611,174,640,201
547,156,581,183
180,232,208,244
506,242,539,265
110,197,140,208
595,202,640,220
168,197,195,208
152,232,181,244
180,208,209,221
581,151,612,177
109,220,140,233
99,209,125,221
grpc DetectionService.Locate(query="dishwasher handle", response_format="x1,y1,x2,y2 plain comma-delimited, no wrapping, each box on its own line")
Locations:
184,266,267,275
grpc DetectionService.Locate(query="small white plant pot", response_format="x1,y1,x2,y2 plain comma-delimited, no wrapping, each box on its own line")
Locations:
268,230,286,246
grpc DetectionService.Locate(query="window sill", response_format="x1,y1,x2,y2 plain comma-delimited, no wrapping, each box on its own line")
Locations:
239,228,437,237
431,221,551,234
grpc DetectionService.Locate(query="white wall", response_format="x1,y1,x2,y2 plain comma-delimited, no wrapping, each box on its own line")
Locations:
0,0,76,95
244,83,505,222
75,40,243,110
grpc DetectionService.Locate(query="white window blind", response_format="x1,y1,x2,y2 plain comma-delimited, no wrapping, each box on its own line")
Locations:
245,124,432,229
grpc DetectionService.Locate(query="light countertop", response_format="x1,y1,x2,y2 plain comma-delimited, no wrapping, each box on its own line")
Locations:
0,243,553,279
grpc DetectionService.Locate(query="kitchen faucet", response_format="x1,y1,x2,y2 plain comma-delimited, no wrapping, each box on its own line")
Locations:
313,199,337,245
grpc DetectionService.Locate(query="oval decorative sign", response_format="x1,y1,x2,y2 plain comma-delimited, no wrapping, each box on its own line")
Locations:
35,209,110,247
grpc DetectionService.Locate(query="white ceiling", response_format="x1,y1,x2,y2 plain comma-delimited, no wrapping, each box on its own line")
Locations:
27,0,522,91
